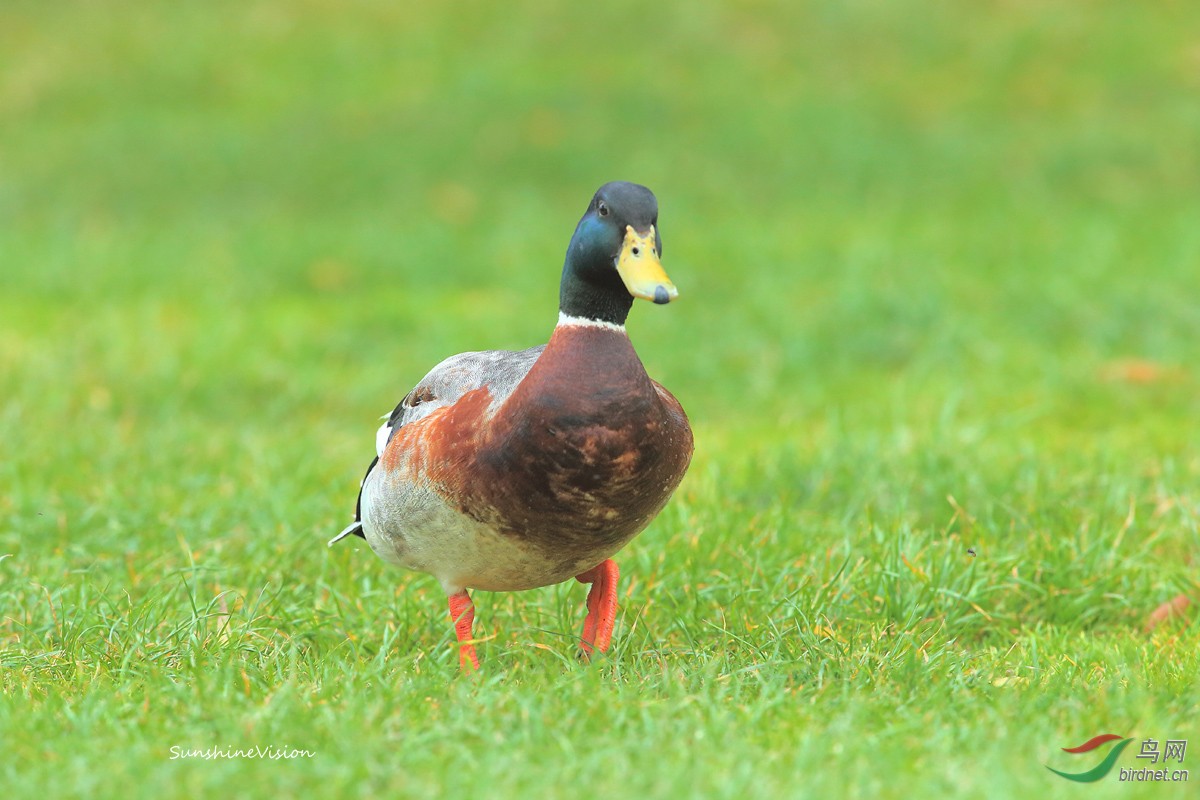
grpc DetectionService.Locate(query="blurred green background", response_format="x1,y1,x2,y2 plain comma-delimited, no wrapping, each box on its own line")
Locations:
4,1,1199,435
2,1,1198,797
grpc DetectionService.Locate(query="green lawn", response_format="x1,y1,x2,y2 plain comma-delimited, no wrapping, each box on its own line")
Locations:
2,1,1198,797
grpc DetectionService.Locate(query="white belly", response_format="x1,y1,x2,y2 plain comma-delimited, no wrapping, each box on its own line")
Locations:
360,468,615,594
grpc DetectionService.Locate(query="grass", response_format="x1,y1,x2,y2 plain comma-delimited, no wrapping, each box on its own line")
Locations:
2,0,1199,796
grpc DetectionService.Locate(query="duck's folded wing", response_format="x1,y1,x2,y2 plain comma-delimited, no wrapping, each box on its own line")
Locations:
329,345,545,547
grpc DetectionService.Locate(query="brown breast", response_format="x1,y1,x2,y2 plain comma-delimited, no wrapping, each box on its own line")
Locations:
421,325,693,564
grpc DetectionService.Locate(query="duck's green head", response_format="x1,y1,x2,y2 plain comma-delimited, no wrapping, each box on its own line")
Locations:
560,181,678,326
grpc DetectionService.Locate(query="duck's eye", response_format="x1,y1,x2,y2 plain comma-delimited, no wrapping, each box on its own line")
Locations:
598,202,609,217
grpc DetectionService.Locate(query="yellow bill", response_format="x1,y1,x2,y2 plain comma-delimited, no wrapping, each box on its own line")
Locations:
616,225,678,304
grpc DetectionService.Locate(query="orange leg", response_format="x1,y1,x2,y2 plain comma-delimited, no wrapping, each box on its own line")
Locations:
575,559,619,659
448,591,480,671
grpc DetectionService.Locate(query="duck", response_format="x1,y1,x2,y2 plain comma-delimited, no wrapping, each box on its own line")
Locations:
330,181,693,670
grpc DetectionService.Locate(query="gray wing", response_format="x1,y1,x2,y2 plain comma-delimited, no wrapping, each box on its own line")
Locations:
375,345,547,455
330,345,545,547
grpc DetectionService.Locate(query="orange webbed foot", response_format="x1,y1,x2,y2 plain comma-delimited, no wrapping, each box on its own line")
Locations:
575,559,619,660
448,591,481,671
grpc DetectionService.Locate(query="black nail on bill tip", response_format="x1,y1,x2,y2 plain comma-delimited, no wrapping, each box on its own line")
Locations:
653,286,670,304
